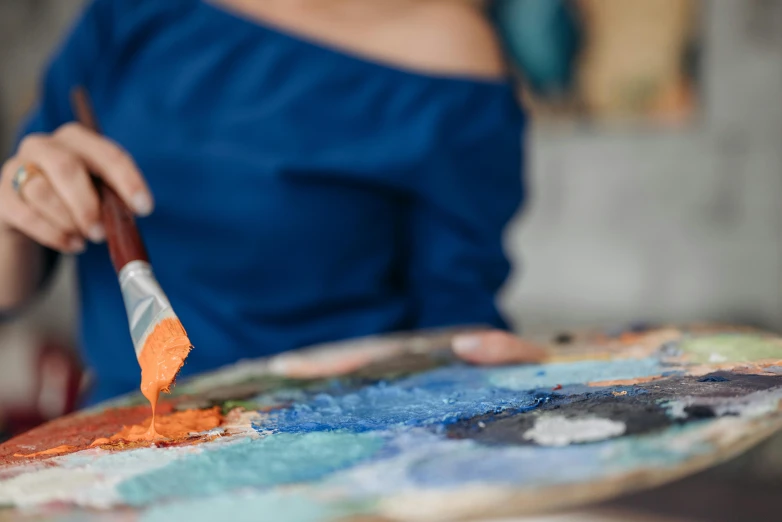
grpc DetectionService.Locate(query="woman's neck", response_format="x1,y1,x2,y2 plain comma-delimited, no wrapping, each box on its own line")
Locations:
208,0,505,80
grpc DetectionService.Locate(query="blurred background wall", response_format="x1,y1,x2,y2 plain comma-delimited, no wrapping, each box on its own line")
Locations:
500,0,782,334
0,0,88,437
0,0,781,430
1,0,88,338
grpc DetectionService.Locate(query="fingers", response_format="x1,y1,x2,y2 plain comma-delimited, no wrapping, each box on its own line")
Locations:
452,330,548,365
4,124,152,253
18,134,104,240
22,174,80,237
0,193,84,253
0,159,83,253
54,124,153,216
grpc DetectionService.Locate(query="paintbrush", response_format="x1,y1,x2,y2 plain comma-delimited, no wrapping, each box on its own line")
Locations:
71,88,192,433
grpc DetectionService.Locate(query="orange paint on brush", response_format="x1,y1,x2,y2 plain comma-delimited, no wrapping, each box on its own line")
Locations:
137,317,193,440
91,407,222,446
14,444,78,458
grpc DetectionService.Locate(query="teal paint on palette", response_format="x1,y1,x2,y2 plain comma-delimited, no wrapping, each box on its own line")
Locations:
118,432,383,506
489,357,667,390
142,491,373,522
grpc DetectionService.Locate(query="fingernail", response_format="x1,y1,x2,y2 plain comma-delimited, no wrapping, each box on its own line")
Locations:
68,238,85,253
88,224,105,243
131,192,153,217
453,335,482,355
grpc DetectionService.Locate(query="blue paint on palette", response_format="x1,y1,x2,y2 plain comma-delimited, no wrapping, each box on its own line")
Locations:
256,358,666,435
260,366,551,434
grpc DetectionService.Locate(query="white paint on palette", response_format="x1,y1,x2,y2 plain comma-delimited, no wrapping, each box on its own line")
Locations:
523,416,626,447
0,468,100,508
0,446,184,509
665,387,782,421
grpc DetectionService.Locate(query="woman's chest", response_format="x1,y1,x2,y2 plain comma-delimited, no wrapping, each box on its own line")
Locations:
97,125,407,286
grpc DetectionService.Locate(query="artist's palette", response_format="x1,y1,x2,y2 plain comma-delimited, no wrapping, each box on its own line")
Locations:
2,325,782,522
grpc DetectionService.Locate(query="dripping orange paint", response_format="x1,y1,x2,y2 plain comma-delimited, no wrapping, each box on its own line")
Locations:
137,317,193,440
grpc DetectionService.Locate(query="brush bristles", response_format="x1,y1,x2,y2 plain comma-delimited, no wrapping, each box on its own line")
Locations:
138,317,193,394
153,316,189,342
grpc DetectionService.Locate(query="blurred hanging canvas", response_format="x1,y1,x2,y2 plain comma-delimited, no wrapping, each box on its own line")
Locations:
494,0,701,127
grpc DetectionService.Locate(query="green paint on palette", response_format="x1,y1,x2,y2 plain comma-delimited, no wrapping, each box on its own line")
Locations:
678,335,782,364
118,432,384,506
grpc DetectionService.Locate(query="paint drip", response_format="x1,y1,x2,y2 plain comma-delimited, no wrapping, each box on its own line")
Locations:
137,317,192,439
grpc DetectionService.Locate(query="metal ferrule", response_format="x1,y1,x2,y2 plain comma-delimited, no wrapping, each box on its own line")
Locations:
118,260,176,358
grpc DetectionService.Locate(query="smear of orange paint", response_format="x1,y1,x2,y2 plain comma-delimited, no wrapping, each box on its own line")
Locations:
618,332,647,345
137,317,192,440
588,375,665,387
91,407,222,446
14,444,78,458
15,408,222,458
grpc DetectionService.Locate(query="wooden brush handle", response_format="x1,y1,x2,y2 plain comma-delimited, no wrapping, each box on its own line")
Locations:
97,180,150,271
71,88,149,272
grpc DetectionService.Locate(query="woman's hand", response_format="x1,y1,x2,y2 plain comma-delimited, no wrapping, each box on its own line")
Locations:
0,123,153,253
269,329,549,380
452,330,547,365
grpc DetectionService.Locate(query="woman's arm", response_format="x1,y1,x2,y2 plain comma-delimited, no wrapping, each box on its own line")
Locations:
0,228,47,311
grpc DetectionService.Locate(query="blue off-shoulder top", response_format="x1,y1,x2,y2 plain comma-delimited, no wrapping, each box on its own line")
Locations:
18,0,526,404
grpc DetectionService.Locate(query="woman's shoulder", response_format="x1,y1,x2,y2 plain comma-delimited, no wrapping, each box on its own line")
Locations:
372,1,508,80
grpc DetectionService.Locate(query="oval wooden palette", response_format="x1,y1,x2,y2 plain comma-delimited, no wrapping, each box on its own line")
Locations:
1,324,782,521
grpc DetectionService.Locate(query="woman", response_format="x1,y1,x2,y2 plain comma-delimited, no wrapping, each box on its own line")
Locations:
0,0,542,404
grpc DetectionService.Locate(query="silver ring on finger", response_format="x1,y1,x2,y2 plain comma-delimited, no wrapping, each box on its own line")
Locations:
11,163,44,201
